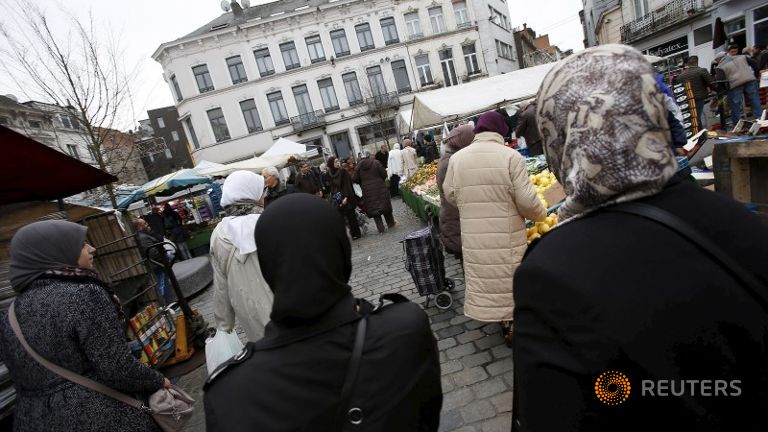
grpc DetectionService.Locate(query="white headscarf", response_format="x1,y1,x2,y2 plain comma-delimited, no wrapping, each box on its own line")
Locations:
219,171,265,255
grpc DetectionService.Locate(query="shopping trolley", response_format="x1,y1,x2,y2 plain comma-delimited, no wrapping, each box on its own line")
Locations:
401,210,454,310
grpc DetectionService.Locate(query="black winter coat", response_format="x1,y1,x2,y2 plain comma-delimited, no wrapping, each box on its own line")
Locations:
204,296,442,431
294,172,321,195
353,158,392,217
513,179,768,431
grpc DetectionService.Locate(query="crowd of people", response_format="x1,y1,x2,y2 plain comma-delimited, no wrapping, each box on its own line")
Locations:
2,42,768,432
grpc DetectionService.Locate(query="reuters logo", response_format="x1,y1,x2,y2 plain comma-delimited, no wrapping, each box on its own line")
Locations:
595,371,631,405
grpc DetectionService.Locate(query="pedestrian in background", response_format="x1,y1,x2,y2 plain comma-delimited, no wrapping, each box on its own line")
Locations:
387,143,404,197
436,124,474,259
327,156,362,240
354,151,396,234
162,203,191,260
515,100,543,156
261,166,293,208
135,218,173,305
423,134,439,164
674,56,713,128
443,110,545,346
514,43,768,431
204,194,442,431
0,220,169,432
294,162,322,196
210,171,274,342
375,144,389,169
401,139,419,180
717,43,763,124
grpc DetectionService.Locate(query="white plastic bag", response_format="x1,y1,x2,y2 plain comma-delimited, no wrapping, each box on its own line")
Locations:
205,329,244,375
352,183,363,198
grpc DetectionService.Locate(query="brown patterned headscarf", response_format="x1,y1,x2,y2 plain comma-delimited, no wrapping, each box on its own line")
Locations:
536,44,677,225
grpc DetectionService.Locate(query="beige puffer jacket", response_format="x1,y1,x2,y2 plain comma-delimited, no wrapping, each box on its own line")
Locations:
443,132,546,322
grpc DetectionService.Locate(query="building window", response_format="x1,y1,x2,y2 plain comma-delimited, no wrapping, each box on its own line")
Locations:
165,148,173,159
463,44,480,75
755,5,768,46
280,42,301,70
292,85,314,116
496,40,514,60
693,25,712,46
415,54,433,86
157,117,166,128
439,48,459,87
305,35,326,63
170,75,183,102
330,29,351,57
226,55,248,84
29,120,42,128
342,72,363,105
405,12,422,39
67,144,80,160
454,1,470,27
206,108,230,142
185,118,199,149
240,99,263,133
391,60,411,93
253,48,275,76
366,65,387,96
355,23,375,51
488,7,509,30
171,130,180,141
633,0,649,19
380,17,399,45
429,7,445,34
267,91,289,125
192,64,214,93
59,114,80,129
318,78,340,112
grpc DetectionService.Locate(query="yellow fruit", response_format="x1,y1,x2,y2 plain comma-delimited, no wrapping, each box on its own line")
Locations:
538,223,551,234
545,215,556,226
528,232,541,242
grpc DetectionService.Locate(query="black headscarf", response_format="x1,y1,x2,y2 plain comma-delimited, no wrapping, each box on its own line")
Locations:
9,220,88,292
327,156,339,176
256,193,352,326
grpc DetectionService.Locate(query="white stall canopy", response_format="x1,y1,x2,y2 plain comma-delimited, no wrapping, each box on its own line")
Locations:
262,137,307,157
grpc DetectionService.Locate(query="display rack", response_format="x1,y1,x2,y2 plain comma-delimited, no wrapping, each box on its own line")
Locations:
127,303,177,367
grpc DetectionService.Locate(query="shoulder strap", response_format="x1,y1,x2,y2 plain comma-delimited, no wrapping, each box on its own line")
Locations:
607,202,768,312
334,315,368,430
7,302,150,413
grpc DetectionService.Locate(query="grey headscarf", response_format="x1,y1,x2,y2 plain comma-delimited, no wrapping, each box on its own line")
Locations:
536,44,677,225
9,220,88,292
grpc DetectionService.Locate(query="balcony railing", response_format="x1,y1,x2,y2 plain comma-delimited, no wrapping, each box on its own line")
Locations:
290,110,326,133
366,92,400,112
620,0,706,43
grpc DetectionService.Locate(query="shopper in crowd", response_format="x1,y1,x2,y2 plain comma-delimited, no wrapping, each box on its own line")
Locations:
387,143,404,197
354,151,396,234
294,162,322,196
674,56,713,128
756,44,768,70
327,156,362,240
436,124,474,260
318,163,331,198
401,138,419,180
134,218,173,305
0,220,170,432
204,194,442,431
344,157,357,178
142,206,164,240
423,134,439,164
514,44,768,431
515,100,543,156
209,171,273,342
375,144,389,169
717,43,763,124
162,203,191,260
261,166,293,208
443,111,546,346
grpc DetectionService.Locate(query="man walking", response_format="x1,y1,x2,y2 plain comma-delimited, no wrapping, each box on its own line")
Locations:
674,56,713,128
717,44,763,124
294,162,322,196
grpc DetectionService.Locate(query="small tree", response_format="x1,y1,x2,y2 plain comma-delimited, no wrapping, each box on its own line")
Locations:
351,71,400,155
0,1,140,207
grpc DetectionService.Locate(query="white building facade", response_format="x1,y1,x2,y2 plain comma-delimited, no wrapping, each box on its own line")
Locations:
153,0,517,164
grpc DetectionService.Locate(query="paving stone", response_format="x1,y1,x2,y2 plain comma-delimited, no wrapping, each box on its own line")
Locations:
441,360,464,376
450,315,472,326
446,343,477,360
480,413,512,432
502,370,515,388
491,344,513,360
490,391,513,413
464,320,485,330
481,323,501,335
437,337,457,350
457,329,485,345
475,332,505,350
432,321,451,332
439,410,464,432
452,366,489,387
470,376,507,399
442,375,456,393
459,400,496,424
442,387,475,411
461,351,492,369
486,358,514,376
439,326,466,339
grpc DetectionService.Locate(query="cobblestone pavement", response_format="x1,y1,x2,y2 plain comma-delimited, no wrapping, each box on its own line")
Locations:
178,197,512,432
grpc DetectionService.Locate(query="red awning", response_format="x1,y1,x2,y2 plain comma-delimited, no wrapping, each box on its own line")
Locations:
1,125,118,205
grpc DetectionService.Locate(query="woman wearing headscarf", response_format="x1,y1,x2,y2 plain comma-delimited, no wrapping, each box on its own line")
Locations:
401,139,419,180
210,170,274,342
387,143,404,196
0,220,169,432
443,111,546,344
327,156,362,240
204,194,442,431
436,124,474,259
513,45,768,431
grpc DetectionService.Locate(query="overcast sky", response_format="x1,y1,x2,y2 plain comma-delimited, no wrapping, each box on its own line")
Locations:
0,0,585,129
